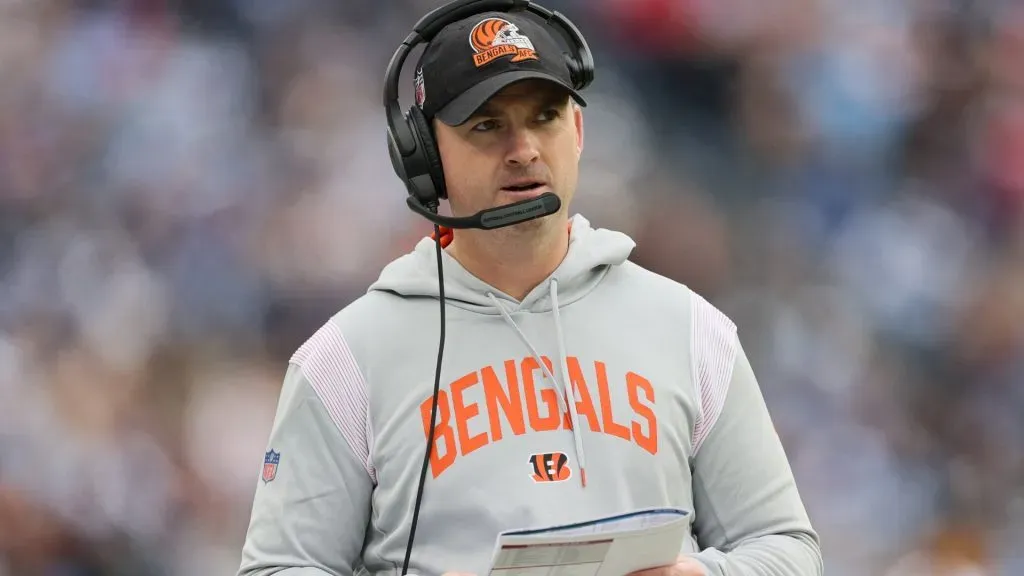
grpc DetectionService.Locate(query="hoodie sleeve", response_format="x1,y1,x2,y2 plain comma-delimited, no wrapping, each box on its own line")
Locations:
238,320,375,576
684,294,823,576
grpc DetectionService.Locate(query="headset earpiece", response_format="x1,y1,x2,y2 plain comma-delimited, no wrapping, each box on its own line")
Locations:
565,56,585,89
386,125,410,184
572,47,595,89
407,106,448,200
385,106,447,206
544,8,593,90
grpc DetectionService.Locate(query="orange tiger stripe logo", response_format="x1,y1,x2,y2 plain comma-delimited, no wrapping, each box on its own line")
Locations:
468,18,538,68
470,18,507,53
529,452,571,483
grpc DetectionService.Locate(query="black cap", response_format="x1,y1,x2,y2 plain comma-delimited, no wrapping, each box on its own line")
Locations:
413,10,587,126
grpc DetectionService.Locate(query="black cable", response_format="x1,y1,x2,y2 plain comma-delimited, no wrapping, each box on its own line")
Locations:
402,220,447,576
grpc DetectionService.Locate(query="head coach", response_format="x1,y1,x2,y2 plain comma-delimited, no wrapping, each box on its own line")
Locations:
235,1,824,576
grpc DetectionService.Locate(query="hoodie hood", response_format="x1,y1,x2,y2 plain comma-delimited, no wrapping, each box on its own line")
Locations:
368,214,636,314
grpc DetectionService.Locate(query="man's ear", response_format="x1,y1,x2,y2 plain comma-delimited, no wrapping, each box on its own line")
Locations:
574,103,584,157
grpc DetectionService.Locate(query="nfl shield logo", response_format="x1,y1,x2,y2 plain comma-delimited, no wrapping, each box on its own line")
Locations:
414,68,426,108
262,450,280,483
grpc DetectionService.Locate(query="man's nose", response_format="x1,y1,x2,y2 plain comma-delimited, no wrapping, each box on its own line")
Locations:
504,127,540,166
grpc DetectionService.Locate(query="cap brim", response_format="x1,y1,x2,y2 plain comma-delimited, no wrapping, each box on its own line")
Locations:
435,70,587,126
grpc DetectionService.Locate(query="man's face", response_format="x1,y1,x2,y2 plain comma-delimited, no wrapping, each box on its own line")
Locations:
433,79,584,231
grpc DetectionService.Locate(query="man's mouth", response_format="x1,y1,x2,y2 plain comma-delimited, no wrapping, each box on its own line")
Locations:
501,181,547,193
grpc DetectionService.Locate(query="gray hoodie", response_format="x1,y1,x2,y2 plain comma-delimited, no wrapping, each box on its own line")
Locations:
237,214,823,576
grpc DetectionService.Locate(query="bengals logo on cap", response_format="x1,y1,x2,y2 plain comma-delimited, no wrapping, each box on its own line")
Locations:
469,18,539,68
529,452,571,483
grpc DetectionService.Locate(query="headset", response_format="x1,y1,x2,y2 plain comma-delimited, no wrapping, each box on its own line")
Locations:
383,0,594,226
381,2,594,574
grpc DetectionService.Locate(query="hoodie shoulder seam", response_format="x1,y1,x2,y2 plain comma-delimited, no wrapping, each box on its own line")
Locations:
689,290,738,456
290,319,377,483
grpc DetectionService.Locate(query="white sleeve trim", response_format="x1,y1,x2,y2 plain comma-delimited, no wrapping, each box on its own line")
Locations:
690,291,738,456
291,320,377,484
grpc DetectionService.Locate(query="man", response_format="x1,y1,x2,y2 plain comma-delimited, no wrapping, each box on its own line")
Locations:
237,7,823,576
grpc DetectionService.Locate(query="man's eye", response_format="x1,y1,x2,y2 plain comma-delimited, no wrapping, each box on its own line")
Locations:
472,119,499,132
538,108,561,122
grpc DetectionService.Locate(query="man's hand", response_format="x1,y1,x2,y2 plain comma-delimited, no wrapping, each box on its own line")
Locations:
626,555,707,576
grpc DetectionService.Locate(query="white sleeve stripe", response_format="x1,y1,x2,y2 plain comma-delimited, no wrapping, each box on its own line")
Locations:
291,320,377,483
690,292,738,455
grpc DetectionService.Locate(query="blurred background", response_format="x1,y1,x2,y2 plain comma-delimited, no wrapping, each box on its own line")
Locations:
0,0,1022,574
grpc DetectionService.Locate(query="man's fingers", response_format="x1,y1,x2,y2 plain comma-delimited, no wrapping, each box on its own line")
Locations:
626,569,662,576
626,556,706,576
626,564,673,576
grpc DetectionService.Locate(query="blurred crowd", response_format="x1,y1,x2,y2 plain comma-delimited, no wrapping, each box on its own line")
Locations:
0,0,1021,574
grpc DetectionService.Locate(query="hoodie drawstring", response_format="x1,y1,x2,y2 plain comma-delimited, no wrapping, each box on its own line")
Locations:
487,279,588,488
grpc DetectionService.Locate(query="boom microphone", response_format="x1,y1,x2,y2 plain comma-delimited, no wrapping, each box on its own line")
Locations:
406,192,561,230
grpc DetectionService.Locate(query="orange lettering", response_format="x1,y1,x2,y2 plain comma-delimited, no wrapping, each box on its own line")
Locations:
451,372,487,457
420,360,658,478
522,356,560,432
482,361,525,441
566,357,600,432
595,361,631,441
627,372,658,455
419,389,456,478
